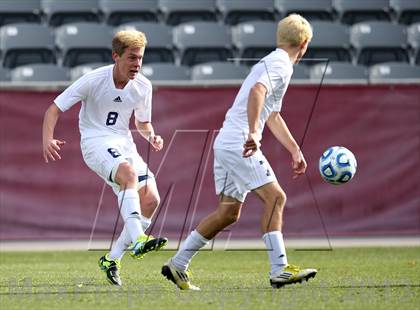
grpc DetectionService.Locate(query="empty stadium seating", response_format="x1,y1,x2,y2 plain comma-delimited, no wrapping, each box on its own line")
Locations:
369,61,420,82
0,67,10,81
70,62,111,80
217,0,275,25
275,0,334,21
173,22,233,66
99,0,159,25
0,1,419,82
310,62,368,82
0,23,55,68
55,22,113,67
141,62,190,81
0,0,42,27
191,61,249,80
10,63,69,81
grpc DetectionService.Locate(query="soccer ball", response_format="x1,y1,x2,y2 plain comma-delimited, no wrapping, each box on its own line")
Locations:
319,146,357,185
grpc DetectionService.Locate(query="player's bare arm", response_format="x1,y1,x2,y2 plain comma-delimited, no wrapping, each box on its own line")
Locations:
135,120,163,151
243,82,267,158
266,112,306,178
42,103,66,163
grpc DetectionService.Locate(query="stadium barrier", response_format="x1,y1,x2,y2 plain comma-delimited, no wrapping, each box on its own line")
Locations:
0,83,419,240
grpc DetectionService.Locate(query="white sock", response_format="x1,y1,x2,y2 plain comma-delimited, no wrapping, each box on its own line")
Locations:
262,231,288,277
172,230,209,271
118,189,144,243
140,215,152,233
108,226,131,261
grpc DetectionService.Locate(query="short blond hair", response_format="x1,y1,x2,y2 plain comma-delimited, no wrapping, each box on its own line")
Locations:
112,30,147,56
277,14,313,47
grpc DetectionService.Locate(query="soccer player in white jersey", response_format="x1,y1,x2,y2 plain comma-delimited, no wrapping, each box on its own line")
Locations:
42,30,167,286
162,14,317,290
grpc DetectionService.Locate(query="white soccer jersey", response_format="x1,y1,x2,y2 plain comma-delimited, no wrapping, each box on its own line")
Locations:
54,64,152,140
214,48,293,150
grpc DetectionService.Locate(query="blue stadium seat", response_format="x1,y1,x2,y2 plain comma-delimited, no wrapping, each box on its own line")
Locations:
0,23,55,68
291,65,310,82
70,62,111,81
408,23,420,64
216,0,275,25
309,62,368,82
274,0,334,21
159,0,217,26
41,0,101,27
141,63,190,81
173,22,233,66
333,0,391,25
390,0,420,25
116,22,174,64
231,21,276,65
99,0,159,26
0,67,10,81
350,22,409,66
369,62,420,82
55,22,113,67
304,21,351,64
10,63,69,81
0,0,41,27
191,61,249,80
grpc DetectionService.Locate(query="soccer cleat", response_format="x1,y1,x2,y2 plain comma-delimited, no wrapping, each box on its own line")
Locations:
270,264,317,288
129,235,168,259
161,259,200,291
98,254,122,286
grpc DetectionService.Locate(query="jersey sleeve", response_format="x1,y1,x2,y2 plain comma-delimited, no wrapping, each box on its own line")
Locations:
54,73,91,112
256,62,285,98
134,86,152,122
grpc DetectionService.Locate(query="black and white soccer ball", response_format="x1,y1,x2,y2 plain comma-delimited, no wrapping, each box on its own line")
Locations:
319,146,357,185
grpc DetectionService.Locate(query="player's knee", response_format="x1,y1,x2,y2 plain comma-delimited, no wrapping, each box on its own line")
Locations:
144,194,160,211
224,208,241,225
115,163,137,187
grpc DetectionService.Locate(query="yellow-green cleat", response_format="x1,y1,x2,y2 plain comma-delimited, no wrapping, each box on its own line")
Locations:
270,264,317,288
161,259,200,291
128,235,168,259
98,254,122,286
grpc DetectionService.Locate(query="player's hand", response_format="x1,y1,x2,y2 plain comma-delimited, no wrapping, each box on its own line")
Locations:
150,135,163,151
291,149,307,179
43,139,66,163
243,132,261,158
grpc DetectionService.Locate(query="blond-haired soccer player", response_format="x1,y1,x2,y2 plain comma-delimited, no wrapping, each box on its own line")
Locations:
42,30,167,286
162,14,317,290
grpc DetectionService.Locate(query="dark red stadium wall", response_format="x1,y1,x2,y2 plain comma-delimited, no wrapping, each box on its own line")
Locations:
0,85,419,240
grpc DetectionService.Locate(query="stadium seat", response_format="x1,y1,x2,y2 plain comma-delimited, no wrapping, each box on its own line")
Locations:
216,0,275,25
141,63,190,81
350,22,409,66
274,0,334,21
231,21,277,65
70,62,111,80
369,62,420,82
41,0,101,27
0,67,10,81
333,0,391,25
116,22,174,64
99,0,159,26
191,61,248,80
10,63,69,82
291,65,310,81
304,21,351,64
55,22,113,67
390,0,420,25
173,22,233,66
0,23,55,68
408,23,420,64
0,0,41,27
159,0,217,26
309,62,368,82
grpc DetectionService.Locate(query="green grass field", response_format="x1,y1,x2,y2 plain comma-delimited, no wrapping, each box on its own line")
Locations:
0,247,419,310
